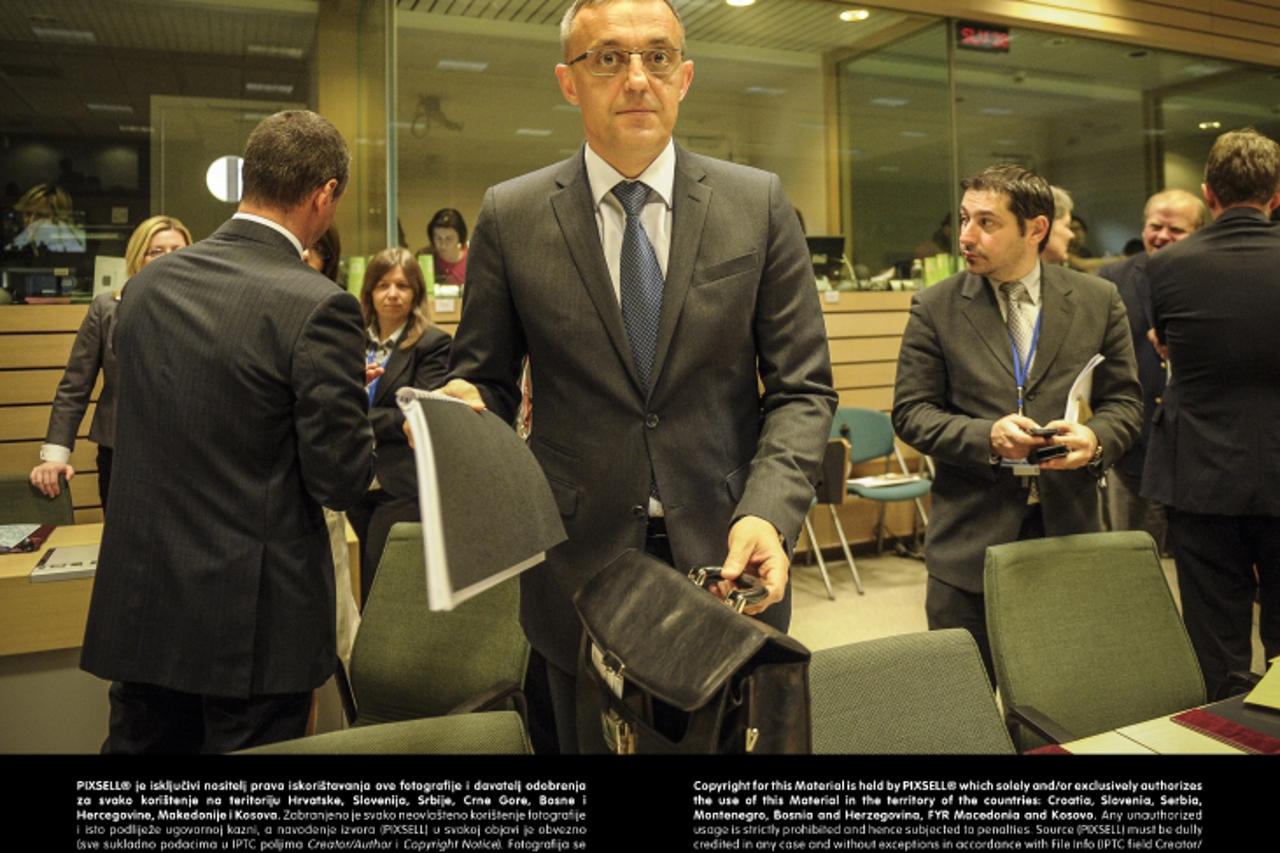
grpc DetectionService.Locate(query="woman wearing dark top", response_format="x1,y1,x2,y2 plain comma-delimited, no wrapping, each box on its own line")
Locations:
424,207,468,285
347,247,451,605
29,214,192,508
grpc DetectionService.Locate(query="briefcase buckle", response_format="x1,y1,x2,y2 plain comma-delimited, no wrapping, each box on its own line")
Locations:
601,708,636,755
688,566,768,614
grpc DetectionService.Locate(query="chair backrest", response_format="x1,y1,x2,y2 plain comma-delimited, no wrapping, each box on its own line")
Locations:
348,522,530,726
985,531,1206,747
830,407,895,465
0,475,74,526
810,629,1014,754
812,438,851,505
239,711,532,754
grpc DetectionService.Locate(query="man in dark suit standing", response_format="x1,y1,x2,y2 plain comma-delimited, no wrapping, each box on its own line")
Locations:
80,111,374,752
439,0,836,750
1098,189,1206,546
893,164,1142,677
1144,128,1280,699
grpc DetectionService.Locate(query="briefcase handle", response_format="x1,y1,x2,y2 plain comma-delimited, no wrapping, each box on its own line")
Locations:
687,566,768,614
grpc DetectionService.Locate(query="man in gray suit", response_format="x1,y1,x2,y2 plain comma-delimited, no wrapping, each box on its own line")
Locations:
440,0,836,749
80,111,374,752
893,164,1142,677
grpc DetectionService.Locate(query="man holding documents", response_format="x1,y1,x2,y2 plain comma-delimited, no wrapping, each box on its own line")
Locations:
81,111,373,752
1144,128,1280,699
439,0,835,749
893,164,1141,677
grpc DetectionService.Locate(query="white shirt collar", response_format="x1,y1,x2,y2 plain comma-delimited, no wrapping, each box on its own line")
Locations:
990,260,1043,307
232,212,305,258
584,139,676,211
368,322,405,347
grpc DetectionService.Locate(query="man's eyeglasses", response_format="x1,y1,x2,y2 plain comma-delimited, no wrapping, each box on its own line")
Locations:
566,47,684,78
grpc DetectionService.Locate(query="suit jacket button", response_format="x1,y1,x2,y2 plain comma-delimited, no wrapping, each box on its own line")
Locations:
645,413,660,429
631,505,646,518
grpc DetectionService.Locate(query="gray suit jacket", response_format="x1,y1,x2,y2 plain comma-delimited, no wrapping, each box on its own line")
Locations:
892,265,1142,593
449,145,837,671
46,290,120,449
80,218,375,697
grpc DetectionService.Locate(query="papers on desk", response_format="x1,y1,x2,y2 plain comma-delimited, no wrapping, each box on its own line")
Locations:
29,544,99,582
0,523,54,554
398,388,567,611
848,473,924,489
1244,656,1280,712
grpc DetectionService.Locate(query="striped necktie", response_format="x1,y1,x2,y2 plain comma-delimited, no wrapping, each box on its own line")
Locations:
1000,279,1036,373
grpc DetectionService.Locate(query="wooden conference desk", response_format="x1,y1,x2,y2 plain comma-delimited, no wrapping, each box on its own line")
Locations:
1057,695,1280,755
0,522,361,658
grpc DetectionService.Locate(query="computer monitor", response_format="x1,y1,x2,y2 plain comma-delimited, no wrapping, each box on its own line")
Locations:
805,235,845,280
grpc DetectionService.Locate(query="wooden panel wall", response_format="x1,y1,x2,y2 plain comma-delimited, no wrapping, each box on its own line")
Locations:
0,306,102,523
0,293,921,551
879,0,1280,66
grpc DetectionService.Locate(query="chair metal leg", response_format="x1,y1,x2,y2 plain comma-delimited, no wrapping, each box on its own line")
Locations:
828,505,863,594
803,515,835,600
874,502,888,556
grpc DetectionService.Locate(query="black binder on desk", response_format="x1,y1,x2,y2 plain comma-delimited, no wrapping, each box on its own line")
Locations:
397,388,566,611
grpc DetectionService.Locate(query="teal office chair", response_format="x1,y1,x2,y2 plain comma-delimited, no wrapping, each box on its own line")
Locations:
346,523,530,728
985,531,1206,751
0,474,75,526
810,630,1014,754
822,407,931,593
798,438,851,599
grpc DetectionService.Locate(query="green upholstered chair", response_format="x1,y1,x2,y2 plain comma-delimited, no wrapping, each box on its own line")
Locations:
239,711,531,754
0,474,75,526
346,523,530,727
984,531,1206,751
810,629,1014,754
824,407,931,593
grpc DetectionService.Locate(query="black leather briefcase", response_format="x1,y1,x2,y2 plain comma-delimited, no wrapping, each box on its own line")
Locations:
573,549,812,754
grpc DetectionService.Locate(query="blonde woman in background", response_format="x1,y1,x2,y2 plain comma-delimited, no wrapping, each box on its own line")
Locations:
30,215,191,508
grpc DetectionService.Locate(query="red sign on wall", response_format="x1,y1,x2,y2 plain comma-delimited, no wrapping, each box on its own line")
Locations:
957,21,1011,53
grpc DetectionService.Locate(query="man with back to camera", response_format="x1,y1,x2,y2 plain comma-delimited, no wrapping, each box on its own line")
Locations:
1097,189,1207,546
1143,127,1280,700
80,110,374,752
437,0,836,750
893,164,1142,678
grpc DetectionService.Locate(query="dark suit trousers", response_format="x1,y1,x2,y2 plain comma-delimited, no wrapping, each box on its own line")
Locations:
545,518,793,754
926,504,1045,684
1168,510,1280,700
346,489,420,607
103,681,311,753
96,445,113,509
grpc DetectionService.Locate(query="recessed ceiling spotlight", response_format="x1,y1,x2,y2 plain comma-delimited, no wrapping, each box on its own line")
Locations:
725,0,755,7
839,9,870,22
1198,121,1222,130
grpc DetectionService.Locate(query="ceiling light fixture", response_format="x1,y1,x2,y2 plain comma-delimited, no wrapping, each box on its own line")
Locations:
725,0,756,6
245,82,294,95
870,97,908,108
247,44,304,59
437,59,489,73
516,128,552,136
1198,121,1222,130
87,103,133,114
31,26,96,44
839,9,870,22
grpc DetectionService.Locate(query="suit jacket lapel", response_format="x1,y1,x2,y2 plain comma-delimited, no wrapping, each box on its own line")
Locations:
373,342,410,407
548,152,643,393
960,273,1016,380
649,147,709,396
1131,253,1153,330
1025,265,1074,395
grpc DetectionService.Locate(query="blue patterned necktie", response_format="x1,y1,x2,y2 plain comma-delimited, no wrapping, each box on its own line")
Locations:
612,180,664,392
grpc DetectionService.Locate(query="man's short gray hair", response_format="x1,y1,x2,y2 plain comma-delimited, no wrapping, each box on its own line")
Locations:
1050,185,1073,223
558,0,686,58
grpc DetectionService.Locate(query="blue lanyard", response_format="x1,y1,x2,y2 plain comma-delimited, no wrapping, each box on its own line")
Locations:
1010,311,1043,416
366,346,389,406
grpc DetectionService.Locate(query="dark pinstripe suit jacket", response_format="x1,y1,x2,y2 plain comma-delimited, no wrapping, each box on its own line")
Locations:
449,145,837,672
80,218,374,698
